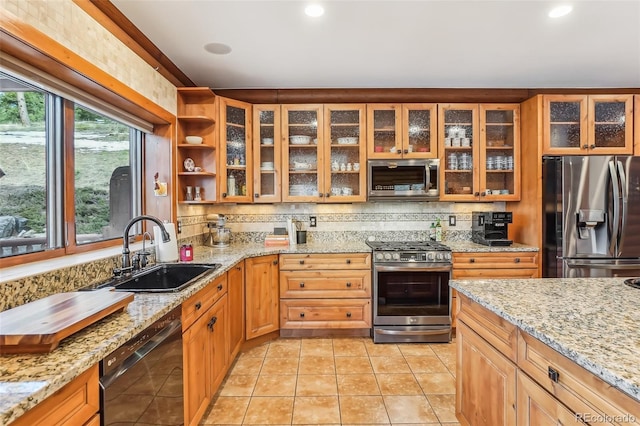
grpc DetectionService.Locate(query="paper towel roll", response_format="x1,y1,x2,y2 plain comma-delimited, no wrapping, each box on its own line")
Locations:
154,222,179,262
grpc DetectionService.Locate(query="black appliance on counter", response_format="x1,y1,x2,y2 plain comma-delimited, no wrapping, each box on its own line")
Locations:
471,211,513,246
367,240,452,344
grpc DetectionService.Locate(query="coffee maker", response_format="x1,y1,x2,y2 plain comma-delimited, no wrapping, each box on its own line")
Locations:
203,214,230,247
472,211,513,246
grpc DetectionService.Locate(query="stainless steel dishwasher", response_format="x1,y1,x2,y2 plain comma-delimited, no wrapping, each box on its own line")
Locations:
100,306,183,425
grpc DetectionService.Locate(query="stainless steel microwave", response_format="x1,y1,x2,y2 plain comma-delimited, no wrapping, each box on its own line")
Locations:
367,159,439,201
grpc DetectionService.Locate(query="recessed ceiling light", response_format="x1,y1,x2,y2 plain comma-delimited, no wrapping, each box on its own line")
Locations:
305,4,324,17
204,42,232,55
548,4,573,18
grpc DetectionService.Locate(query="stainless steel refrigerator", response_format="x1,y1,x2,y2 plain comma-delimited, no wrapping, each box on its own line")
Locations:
542,156,640,278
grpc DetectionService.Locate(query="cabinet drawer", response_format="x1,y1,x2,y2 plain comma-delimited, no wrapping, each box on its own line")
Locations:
280,270,371,298
279,253,371,270
457,293,517,361
182,274,227,330
280,299,371,329
453,251,538,269
12,365,99,426
518,331,640,425
452,268,538,279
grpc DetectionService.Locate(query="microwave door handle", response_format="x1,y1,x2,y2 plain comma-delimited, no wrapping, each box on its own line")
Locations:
608,160,621,256
617,160,628,257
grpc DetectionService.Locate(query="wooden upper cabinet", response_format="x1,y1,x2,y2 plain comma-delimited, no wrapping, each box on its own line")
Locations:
219,97,252,202
252,105,282,203
323,104,367,202
543,94,633,155
366,104,437,159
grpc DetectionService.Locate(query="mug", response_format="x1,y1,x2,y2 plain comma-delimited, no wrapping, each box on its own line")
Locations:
340,163,346,171
194,166,203,172
407,145,414,153
452,138,461,147
346,163,352,171
461,137,471,147
353,162,360,171
444,138,452,147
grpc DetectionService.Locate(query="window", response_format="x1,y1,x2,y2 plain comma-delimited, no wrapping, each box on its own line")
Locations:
0,71,143,261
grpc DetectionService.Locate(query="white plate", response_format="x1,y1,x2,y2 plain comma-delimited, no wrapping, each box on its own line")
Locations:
337,137,358,145
183,158,195,172
290,135,311,144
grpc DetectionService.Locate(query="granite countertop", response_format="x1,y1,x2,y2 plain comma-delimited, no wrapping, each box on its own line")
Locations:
0,241,369,425
0,239,537,424
450,277,640,402
446,241,538,252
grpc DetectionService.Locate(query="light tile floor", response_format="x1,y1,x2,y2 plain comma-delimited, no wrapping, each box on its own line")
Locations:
201,337,460,425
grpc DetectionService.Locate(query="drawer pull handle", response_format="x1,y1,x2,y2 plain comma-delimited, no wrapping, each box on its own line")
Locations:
346,282,352,287
299,282,305,288
514,258,520,263
299,312,305,318
218,284,223,291
470,258,475,263
548,366,560,383
299,260,305,265
207,316,218,331
195,302,202,310
273,260,278,265
236,266,241,271
346,312,352,318
346,259,351,264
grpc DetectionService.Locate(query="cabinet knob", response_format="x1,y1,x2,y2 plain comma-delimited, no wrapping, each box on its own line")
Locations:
582,144,589,150
589,144,596,149
195,301,202,310
403,149,408,154
218,284,223,291
470,258,475,263
273,259,278,265
346,259,351,264
514,257,521,263
299,282,305,287
474,192,480,196
300,312,305,318
346,282,352,287
346,312,352,318
548,366,560,382
325,192,330,198
254,193,260,198
222,193,227,198
299,260,305,265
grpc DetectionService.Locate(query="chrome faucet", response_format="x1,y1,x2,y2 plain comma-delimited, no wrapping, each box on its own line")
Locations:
121,215,170,272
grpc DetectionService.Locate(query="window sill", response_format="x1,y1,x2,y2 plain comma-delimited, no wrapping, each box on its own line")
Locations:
1,241,148,284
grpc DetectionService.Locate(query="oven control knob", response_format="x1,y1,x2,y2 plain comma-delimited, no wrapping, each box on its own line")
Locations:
427,253,435,261
445,253,452,261
384,253,392,260
392,253,400,260
436,253,443,260
375,253,384,261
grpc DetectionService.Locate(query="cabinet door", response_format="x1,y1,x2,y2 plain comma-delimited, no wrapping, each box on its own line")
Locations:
245,255,280,339
208,294,229,394
183,310,212,426
282,105,324,202
479,104,520,201
253,105,282,202
439,104,480,201
228,261,245,359
589,94,633,154
402,104,438,158
219,97,252,202
517,372,584,426
456,321,517,426
542,95,588,154
366,104,402,158
324,104,366,202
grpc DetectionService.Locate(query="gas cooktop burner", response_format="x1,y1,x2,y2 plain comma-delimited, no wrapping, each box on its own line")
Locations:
366,240,451,251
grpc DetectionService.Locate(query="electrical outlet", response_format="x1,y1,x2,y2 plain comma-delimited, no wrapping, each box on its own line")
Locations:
449,215,456,227
177,219,182,234
310,216,317,227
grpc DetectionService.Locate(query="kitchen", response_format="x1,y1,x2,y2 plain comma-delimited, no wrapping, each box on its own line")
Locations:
1,1,640,425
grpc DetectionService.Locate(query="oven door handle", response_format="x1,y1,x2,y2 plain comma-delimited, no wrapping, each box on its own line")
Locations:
374,264,452,273
374,328,450,336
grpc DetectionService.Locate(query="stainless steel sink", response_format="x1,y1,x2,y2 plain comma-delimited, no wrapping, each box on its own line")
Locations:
89,263,221,293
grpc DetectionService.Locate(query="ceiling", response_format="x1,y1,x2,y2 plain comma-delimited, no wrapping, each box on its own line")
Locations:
110,0,640,90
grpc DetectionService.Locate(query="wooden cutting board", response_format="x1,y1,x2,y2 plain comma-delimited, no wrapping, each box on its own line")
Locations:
0,289,134,354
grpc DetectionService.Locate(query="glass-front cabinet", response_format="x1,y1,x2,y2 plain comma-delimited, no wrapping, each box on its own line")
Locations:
439,103,520,201
367,104,437,159
176,87,217,204
219,97,252,202
282,105,324,202
323,104,367,202
252,105,281,203
543,95,633,155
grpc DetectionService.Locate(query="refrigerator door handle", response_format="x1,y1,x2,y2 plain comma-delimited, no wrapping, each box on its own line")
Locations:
565,259,640,270
616,160,628,257
608,160,621,256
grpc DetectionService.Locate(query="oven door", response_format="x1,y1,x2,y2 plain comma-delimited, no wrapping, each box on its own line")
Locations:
373,263,451,326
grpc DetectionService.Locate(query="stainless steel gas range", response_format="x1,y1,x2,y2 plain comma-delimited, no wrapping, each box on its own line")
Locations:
367,240,452,343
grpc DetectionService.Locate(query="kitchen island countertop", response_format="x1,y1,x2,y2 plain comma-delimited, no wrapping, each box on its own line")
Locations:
450,277,640,402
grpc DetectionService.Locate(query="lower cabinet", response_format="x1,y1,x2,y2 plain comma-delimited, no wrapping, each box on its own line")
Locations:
245,254,280,339
457,293,640,426
452,251,539,328
11,365,99,426
279,253,372,333
228,260,245,359
182,274,228,426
